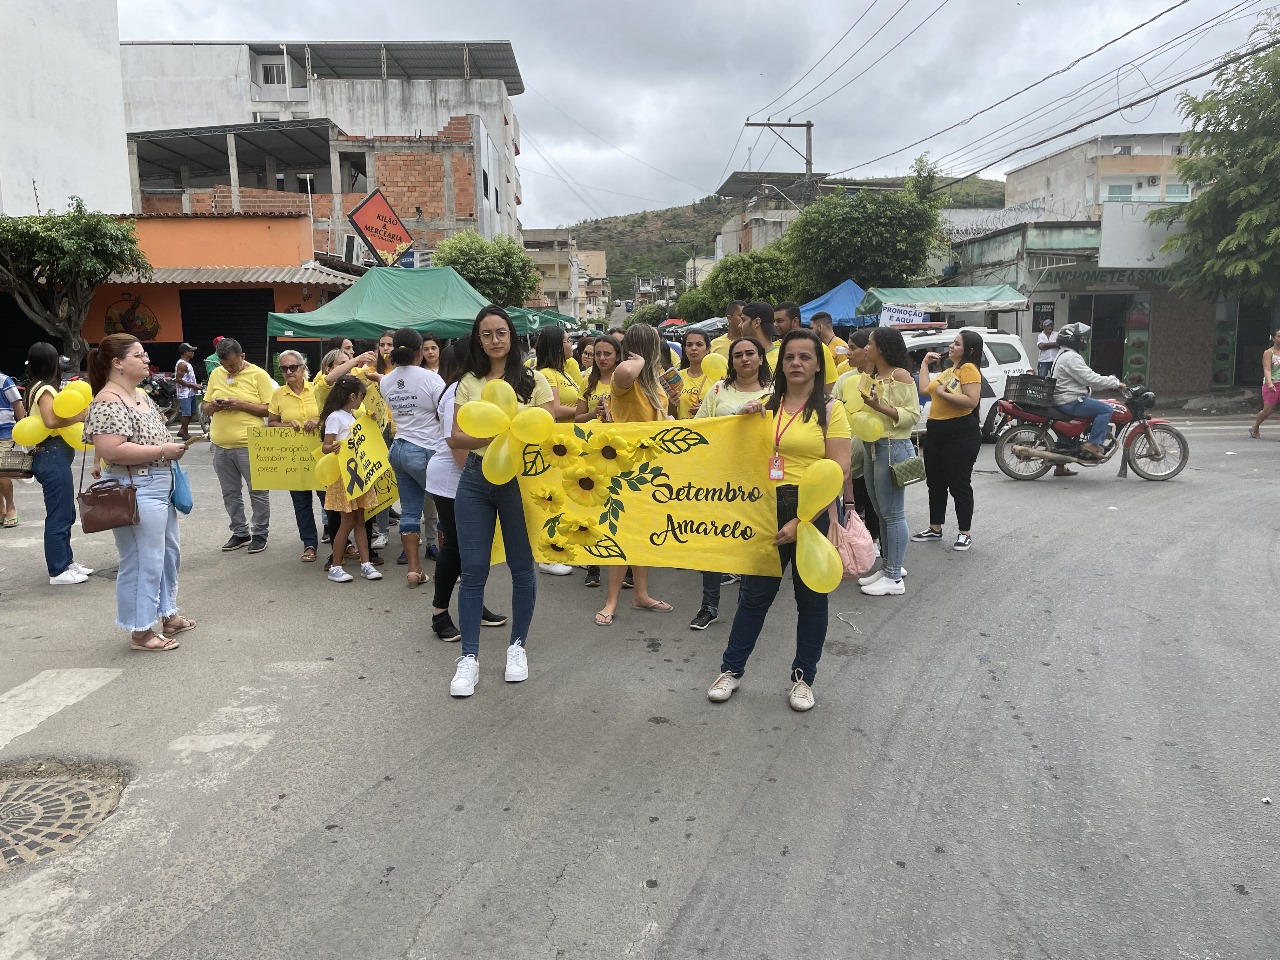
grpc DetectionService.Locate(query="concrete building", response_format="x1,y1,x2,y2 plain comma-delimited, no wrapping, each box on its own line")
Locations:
0,1,131,215
118,41,524,251
1004,133,1196,221
577,249,610,320
523,228,579,319
685,255,716,288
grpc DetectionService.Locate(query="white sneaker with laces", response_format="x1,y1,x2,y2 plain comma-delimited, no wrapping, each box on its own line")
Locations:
49,568,88,586
788,673,815,712
451,655,479,697
71,561,95,576
371,533,388,549
861,576,905,596
505,642,529,682
360,562,383,580
707,671,740,702
537,562,573,576
327,565,354,583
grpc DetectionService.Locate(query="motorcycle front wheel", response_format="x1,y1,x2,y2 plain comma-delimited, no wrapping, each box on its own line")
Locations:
995,424,1054,480
1125,423,1189,480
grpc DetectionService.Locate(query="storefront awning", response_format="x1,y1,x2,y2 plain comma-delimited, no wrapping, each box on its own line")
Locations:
856,284,1028,317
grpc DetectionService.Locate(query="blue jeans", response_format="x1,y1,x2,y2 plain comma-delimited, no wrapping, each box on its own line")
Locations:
455,456,536,658
1036,361,1053,378
32,437,76,577
719,487,830,685
1058,396,1114,446
288,489,318,550
388,438,433,535
179,395,196,417
862,438,911,580
110,468,181,632
700,571,721,617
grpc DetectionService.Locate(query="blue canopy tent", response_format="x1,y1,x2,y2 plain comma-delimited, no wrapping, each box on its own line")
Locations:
800,279,870,328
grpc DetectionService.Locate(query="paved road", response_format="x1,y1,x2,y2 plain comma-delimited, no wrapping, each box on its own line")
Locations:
1,416,1276,959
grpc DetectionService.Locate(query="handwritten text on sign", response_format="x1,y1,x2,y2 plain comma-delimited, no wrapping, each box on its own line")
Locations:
247,427,322,490
514,414,782,577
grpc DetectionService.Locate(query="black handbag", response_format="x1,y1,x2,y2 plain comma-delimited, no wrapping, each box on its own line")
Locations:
77,453,139,534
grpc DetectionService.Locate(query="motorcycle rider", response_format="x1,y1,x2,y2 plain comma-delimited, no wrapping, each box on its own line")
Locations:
1050,323,1124,459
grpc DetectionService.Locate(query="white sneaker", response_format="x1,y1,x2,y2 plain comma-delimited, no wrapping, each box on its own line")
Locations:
360,562,383,580
450,655,479,697
707,671,740,702
505,642,529,682
371,533,388,549
538,562,573,576
327,565,354,583
861,576,905,596
858,565,906,586
70,561,95,576
788,672,815,712
49,568,88,585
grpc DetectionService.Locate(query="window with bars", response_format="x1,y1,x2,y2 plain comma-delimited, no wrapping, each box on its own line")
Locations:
262,63,286,85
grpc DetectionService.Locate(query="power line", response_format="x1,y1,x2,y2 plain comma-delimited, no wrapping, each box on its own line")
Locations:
526,86,711,194
932,34,1280,194
769,0,915,119
713,126,746,192
520,130,609,219
518,166,671,204
747,0,886,119
830,0,1199,175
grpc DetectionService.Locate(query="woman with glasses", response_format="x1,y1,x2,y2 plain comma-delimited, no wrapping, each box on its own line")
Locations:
447,306,554,698
267,350,323,562
83,334,192,651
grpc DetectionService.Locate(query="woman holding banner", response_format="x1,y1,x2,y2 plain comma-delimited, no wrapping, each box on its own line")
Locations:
267,350,323,562
707,328,850,712
576,335,620,424
448,306,554,698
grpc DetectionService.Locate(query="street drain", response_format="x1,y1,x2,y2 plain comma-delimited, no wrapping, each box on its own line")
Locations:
0,760,124,870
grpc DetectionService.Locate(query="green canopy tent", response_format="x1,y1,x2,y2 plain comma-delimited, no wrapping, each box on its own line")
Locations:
856,284,1027,323
267,266,495,340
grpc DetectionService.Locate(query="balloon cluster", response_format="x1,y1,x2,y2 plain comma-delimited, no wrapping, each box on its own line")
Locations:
840,379,885,442
11,381,94,450
456,380,555,484
793,457,845,594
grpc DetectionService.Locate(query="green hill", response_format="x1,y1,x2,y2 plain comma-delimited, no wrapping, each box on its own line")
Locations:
570,179,1004,299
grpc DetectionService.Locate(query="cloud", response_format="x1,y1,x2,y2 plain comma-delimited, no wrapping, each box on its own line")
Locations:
116,0,1262,225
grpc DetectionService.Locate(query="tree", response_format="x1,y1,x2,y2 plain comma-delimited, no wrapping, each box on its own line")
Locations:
1150,18,1280,303
627,303,667,328
430,231,540,307
783,162,941,299
700,247,796,309
0,198,152,366
672,286,716,323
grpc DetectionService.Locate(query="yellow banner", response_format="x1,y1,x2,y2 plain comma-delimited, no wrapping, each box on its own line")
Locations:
341,415,397,516
247,426,322,490
515,416,782,577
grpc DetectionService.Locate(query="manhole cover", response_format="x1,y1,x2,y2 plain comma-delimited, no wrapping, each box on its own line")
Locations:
0,763,124,870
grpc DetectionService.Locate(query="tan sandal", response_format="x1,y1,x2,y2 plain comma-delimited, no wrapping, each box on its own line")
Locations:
131,631,179,652
301,546,317,562
407,571,429,587
162,615,197,635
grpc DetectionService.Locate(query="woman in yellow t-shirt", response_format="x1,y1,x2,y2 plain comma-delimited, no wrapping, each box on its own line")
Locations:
535,327,580,423
914,330,984,552
576,334,619,424
708,329,851,714
671,330,713,419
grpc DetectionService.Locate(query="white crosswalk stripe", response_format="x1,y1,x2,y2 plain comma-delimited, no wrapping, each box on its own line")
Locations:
0,669,122,750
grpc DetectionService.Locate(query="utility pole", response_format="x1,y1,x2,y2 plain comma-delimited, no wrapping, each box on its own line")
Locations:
742,121,817,204
666,239,702,288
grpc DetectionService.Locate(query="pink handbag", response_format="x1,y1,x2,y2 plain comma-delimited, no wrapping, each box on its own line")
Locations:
827,502,876,579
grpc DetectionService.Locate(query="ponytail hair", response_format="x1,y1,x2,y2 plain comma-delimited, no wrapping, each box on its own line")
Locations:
390,327,423,367
87,333,139,395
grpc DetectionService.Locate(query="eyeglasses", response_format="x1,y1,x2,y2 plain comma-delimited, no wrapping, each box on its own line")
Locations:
280,364,303,373
127,351,149,360
479,330,510,342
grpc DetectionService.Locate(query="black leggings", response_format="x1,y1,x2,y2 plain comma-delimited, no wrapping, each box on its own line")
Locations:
431,495,462,611
924,415,982,531
852,474,880,543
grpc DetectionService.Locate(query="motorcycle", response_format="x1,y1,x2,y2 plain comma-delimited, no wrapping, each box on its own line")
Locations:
140,373,180,425
994,386,1189,481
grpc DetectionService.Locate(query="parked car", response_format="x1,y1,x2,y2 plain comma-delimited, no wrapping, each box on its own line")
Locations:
614,299,622,307
904,327,1034,441
625,301,634,313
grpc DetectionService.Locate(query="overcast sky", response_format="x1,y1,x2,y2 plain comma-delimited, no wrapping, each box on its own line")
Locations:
117,0,1264,226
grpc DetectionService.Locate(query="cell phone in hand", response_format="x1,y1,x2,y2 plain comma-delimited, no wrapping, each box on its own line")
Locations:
183,435,207,447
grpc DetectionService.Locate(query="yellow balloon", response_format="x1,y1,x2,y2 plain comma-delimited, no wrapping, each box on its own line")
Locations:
796,521,843,593
65,379,93,400
58,423,94,451
481,378,519,419
510,406,554,445
482,434,518,485
457,401,511,440
12,416,50,447
700,353,728,380
315,453,340,486
797,457,844,520
840,379,865,413
53,390,88,419
851,411,885,442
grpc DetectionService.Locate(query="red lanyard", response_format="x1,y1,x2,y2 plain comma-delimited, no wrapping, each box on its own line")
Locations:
773,405,804,453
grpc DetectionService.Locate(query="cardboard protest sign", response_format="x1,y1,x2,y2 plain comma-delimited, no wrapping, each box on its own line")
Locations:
339,415,396,513
248,427,323,490
515,415,781,577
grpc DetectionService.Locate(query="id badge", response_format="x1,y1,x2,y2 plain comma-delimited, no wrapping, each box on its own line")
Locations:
768,455,785,481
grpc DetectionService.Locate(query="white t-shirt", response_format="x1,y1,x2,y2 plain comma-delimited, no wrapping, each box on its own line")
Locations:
325,409,356,443
1037,330,1060,363
378,365,445,448
426,383,463,500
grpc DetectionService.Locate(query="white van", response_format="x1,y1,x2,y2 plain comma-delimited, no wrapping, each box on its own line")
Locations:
903,327,1034,440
